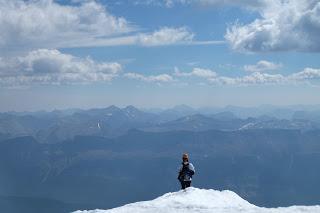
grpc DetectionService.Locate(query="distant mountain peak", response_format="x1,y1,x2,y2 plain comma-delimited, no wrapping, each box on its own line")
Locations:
106,105,121,111
124,105,140,112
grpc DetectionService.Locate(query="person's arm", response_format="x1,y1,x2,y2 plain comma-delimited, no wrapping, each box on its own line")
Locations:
177,165,183,180
188,163,195,176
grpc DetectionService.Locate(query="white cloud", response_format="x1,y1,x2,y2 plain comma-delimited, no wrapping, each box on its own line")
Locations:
123,66,320,86
132,0,266,9
63,27,222,47
0,49,122,87
244,60,282,72
225,0,320,52
211,68,320,85
210,72,286,85
126,1,320,52
288,68,320,81
174,67,217,78
0,0,221,50
124,72,174,83
137,27,194,46
0,0,133,51
173,66,320,86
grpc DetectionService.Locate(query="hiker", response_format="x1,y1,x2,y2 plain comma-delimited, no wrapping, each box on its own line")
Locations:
178,153,195,189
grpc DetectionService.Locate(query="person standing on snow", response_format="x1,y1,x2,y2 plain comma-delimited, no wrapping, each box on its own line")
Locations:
178,153,195,189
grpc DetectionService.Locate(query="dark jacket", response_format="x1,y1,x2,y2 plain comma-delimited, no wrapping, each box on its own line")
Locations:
178,162,195,182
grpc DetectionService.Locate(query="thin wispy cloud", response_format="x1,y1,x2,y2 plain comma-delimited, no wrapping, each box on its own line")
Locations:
131,0,266,10
137,27,194,46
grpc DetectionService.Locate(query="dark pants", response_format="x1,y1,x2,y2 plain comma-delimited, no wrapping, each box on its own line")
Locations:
180,181,191,189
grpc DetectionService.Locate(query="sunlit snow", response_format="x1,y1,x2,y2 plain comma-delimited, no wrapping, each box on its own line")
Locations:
73,187,320,213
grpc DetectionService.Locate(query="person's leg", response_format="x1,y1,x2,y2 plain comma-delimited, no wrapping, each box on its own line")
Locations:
180,181,186,189
185,181,191,188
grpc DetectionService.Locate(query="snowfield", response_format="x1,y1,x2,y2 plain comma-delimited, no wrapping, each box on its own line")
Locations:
73,187,320,213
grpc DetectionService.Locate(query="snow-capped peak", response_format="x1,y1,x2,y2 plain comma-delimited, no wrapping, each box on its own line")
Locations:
72,187,320,213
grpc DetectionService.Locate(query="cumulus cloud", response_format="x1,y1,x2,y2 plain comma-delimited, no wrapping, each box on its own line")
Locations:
131,0,320,52
0,49,122,87
225,0,320,52
174,67,217,78
124,72,174,83
288,68,320,81
0,0,219,50
0,0,134,51
0,0,215,86
244,60,282,72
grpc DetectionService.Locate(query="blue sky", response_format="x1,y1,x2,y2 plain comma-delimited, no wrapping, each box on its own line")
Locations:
0,0,320,111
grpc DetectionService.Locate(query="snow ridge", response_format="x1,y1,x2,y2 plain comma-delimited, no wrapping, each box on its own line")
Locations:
73,187,320,213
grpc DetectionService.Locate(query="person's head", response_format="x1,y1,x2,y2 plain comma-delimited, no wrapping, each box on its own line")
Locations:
182,153,189,162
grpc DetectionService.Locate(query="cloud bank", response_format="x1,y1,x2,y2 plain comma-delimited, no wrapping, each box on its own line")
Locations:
172,66,320,86
0,49,122,87
0,1,200,87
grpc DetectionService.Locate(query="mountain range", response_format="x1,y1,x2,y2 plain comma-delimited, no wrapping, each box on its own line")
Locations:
1,105,320,213
1,128,320,212
1,105,320,144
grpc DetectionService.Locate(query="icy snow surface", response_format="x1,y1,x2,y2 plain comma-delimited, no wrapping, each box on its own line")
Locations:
73,187,320,213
